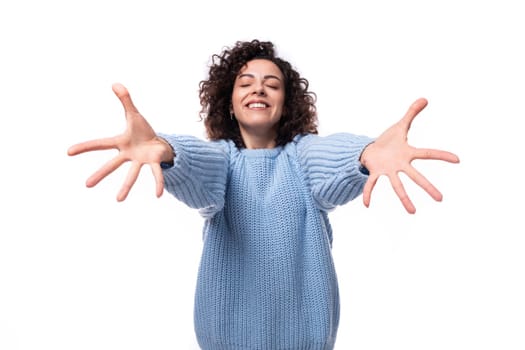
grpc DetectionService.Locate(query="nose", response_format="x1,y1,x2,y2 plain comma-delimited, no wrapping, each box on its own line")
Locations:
253,84,266,96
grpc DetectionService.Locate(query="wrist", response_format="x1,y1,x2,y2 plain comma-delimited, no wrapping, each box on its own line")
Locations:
157,137,175,167
359,142,374,175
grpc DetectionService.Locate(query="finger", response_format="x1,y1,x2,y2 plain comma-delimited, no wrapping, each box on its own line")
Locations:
112,83,139,115
116,161,142,202
414,148,460,163
68,136,119,156
362,173,379,208
86,155,126,188
151,164,165,198
404,167,443,202
389,174,416,214
400,98,428,129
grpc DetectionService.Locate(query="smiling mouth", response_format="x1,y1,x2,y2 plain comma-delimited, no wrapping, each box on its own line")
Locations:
247,102,268,108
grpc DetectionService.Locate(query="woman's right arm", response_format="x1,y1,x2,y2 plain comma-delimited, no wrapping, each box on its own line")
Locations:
157,134,229,217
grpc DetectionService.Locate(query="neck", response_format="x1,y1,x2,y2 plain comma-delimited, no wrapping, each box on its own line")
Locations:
240,127,277,149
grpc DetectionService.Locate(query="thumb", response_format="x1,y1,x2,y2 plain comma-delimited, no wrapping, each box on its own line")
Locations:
402,98,428,124
112,83,139,114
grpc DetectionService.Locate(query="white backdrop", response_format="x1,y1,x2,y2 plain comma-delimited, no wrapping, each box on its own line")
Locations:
1,0,523,349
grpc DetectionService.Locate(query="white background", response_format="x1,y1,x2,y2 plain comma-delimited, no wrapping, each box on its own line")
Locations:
1,0,524,349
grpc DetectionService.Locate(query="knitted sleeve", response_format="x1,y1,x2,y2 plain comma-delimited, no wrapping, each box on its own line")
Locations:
295,133,374,211
157,134,230,218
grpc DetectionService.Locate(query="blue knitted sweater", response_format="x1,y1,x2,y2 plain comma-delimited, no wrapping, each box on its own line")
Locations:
160,132,373,350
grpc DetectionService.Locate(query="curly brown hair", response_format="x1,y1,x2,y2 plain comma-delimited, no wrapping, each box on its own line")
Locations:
199,39,318,148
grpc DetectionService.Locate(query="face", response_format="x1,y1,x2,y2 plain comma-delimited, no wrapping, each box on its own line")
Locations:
231,59,285,147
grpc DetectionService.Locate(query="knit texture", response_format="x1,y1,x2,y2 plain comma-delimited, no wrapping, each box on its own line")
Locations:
160,133,373,350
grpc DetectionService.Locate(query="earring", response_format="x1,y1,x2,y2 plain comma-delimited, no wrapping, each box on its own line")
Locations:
230,112,235,120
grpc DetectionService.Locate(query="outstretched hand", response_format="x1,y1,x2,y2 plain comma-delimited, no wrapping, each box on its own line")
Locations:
359,98,460,214
67,83,174,201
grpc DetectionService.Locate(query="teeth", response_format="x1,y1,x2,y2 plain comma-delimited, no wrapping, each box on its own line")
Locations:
248,103,267,108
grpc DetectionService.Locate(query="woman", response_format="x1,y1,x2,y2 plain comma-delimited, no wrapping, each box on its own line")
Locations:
68,40,459,349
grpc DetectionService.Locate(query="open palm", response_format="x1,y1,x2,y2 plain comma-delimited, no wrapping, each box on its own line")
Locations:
360,98,460,214
67,83,173,201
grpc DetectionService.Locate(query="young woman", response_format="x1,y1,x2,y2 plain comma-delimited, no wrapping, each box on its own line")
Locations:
68,39,459,350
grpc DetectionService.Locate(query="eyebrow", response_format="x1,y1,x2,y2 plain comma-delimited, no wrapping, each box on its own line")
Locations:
238,73,282,82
